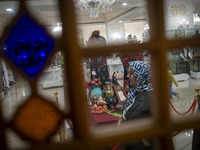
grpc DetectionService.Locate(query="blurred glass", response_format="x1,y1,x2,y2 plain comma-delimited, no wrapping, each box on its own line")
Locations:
27,0,62,38
172,129,193,149
50,119,74,143
165,0,200,39
0,60,31,121
75,0,149,47
37,51,70,113
0,1,19,37
93,138,155,150
6,129,31,150
3,14,55,78
82,51,153,128
167,47,200,119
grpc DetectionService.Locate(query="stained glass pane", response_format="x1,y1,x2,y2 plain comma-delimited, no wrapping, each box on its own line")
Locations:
3,14,54,78
12,97,63,142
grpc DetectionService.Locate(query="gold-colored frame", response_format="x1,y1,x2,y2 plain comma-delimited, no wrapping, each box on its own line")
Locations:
0,0,200,150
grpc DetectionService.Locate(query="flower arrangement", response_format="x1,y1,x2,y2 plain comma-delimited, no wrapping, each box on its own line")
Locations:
85,79,101,90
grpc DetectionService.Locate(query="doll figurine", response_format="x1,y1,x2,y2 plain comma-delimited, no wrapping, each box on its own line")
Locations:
110,72,119,87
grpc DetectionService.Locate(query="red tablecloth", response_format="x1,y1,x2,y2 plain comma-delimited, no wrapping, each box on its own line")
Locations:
91,113,120,126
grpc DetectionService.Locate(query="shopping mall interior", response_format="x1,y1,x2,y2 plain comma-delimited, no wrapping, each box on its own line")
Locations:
1,0,200,150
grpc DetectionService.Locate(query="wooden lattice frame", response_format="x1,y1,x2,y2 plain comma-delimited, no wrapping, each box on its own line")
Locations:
0,0,200,150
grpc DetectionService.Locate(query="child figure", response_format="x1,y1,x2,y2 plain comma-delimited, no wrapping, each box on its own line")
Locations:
168,70,179,100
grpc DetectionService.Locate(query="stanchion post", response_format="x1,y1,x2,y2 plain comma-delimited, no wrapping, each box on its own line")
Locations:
54,91,58,106
60,107,68,141
54,91,67,142
195,87,200,105
54,91,61,142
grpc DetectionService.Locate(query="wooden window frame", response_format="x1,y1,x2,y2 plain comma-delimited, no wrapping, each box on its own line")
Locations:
0,0,200,150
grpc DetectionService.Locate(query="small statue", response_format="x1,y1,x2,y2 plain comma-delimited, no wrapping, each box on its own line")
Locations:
110,72,119,87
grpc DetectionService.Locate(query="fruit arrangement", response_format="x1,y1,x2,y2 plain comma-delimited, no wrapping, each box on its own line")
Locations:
90,94,108,113
85,79,101,89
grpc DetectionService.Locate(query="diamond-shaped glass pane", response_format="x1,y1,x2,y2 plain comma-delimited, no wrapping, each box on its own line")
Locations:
3,14,54,78
11,97,63,142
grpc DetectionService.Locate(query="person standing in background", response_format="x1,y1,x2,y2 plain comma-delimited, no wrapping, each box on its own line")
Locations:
87,30,109,89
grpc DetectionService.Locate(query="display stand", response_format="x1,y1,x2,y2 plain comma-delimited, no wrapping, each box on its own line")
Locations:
38,66,63,88
174,73,190,81
190,71,200,79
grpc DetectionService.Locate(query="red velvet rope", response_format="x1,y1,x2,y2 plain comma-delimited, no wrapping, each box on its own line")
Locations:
169,98,197,115
112,144,119,150
170,98,198,137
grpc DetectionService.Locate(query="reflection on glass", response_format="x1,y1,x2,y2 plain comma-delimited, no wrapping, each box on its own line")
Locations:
82,51,152,127
75,0,148,47
3,14,54,78
167,47,200,118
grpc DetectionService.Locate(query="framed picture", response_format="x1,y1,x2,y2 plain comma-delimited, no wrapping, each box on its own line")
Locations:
115,86,127,102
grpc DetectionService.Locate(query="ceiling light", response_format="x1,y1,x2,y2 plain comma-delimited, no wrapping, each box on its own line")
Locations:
122,3,128,6
53,23,62,32
74,0,115,18
118,20,122,23
6,8,13,12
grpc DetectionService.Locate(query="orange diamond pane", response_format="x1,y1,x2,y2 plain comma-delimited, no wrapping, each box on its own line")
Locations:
13,97,62,142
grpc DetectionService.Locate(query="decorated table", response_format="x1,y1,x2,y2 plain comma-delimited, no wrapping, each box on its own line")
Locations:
91,111,122,126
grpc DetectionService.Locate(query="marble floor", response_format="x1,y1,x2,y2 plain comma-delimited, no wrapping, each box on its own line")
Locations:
1,77,200,150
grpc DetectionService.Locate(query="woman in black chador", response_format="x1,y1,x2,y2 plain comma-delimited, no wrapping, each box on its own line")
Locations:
88,30,109,89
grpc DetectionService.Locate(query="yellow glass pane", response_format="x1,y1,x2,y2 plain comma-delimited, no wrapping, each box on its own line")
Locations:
12,97,63,142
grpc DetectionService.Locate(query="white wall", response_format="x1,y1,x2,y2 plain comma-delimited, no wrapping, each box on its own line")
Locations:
165,0,194,30
124,21,147,42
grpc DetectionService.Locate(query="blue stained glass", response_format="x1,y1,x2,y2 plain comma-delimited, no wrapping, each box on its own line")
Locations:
3,14,54,78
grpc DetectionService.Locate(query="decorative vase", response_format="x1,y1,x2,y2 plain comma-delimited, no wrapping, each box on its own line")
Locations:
90,86,103,105
104,82,114,97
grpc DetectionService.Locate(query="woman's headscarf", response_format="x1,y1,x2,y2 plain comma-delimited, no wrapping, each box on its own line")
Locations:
123,61,152,119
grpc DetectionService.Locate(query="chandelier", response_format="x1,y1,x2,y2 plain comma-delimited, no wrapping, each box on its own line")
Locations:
74,0,116,18
194,13,200,25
